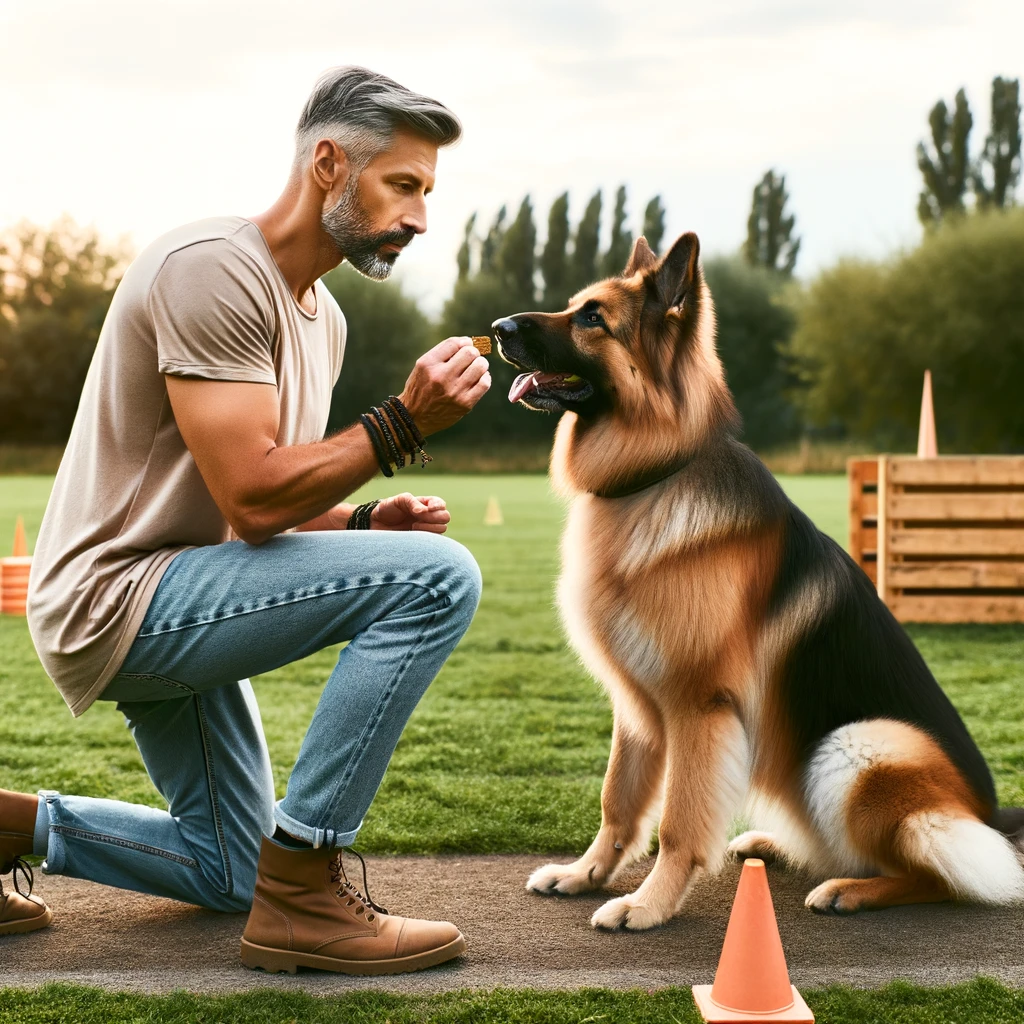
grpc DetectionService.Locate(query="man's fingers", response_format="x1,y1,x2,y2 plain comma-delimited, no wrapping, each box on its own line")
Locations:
464,372,492,406
458,354,490,385
425,336,474,365
410,521,448,533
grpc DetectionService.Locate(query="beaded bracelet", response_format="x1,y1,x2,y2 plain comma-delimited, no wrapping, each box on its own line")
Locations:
346,499,381,530
383,396,432,467
370,405,405,470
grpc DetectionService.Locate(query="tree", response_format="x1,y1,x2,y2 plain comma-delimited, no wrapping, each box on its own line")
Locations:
569,190,602,292
917,88,973,227
600,185,633,277
322,264,433,437
497,196,537,307
540,192,570,309
479,205,506,275
642,195,667,255
744,170,800,275
703,257,799,449
0,219,127,442
973,76,1022,210
786,208,1024,452
456,212,476,282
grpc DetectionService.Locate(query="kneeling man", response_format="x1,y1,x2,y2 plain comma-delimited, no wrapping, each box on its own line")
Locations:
2,66,490,975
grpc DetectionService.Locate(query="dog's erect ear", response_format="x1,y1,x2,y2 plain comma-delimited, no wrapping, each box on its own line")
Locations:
648,232,700,311
622,236,657,277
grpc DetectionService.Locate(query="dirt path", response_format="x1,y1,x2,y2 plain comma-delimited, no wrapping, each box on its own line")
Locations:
2,855,1021,994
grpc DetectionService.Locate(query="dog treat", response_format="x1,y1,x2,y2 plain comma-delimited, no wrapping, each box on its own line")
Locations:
471,336,492,355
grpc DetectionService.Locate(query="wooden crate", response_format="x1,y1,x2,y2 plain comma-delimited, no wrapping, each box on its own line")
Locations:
851,456,1024,623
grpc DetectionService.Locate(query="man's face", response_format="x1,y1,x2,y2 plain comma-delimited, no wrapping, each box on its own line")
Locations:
321,128,438,280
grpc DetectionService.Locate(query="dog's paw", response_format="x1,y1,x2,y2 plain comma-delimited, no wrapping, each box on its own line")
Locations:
727,830,782,864
804,880,854,915
590,894,668,931
526,861,600,896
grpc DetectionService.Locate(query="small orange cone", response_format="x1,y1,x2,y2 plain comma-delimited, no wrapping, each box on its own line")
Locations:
917,369,938,458
1,516,33,616
692,859,813,1022
483,496,504,526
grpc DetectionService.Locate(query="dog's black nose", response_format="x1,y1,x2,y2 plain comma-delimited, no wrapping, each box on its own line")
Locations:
492,318,518,342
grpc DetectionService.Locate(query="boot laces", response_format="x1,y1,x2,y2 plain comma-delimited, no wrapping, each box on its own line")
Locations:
0,856,36,899
328,847,389,918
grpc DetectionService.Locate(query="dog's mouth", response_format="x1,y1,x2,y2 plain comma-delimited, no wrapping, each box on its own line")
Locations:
498,341,594,407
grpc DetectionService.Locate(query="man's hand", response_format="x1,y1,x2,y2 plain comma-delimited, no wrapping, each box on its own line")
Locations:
397,336,491,436
370,493,451,533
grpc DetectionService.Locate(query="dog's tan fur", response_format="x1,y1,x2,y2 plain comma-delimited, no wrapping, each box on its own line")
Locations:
510,234,1024,928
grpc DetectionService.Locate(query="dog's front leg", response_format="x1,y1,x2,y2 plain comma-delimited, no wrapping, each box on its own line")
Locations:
591,706,749,930
527,711,665,896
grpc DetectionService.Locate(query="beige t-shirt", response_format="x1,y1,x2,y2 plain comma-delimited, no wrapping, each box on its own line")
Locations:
27,217,347,717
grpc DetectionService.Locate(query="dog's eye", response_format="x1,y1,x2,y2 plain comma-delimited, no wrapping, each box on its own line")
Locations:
587,312,602,325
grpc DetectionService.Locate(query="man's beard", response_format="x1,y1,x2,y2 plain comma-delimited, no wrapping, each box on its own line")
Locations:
321,180,414,281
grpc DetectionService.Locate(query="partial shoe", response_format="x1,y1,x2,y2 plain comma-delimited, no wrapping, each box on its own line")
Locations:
240,837,466,975
0,858,53,936
1,788,39,873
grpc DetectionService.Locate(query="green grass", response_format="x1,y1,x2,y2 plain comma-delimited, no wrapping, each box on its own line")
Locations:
0,978,1021,1023
2,473,1022,853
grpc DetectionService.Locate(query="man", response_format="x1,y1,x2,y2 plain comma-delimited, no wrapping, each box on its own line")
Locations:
2,66,491,975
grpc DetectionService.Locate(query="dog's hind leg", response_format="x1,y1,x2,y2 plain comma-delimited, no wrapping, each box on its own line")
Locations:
804,720,1024,915
527,698,665,897
591,705,749,930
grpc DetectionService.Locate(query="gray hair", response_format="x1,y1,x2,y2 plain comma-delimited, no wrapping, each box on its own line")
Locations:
294,65,462,172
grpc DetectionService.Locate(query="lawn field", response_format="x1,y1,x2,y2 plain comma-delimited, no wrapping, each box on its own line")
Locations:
1,473,1021,854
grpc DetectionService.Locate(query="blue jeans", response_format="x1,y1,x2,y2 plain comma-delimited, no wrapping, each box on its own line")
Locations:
35,530,482,912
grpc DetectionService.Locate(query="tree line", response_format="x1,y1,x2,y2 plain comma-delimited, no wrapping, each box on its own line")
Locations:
1,74,1019,456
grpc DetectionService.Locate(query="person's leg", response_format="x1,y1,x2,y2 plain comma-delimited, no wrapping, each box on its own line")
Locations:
37,679,274,911
36,529,481,910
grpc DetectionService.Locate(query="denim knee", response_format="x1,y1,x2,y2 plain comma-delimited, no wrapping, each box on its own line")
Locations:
433,535,483,617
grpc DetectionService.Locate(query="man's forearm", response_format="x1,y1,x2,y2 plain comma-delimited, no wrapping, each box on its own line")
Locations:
244,421,381,544
294,502,356,532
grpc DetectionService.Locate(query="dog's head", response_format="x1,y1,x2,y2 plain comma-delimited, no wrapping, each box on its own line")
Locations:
493,232,737,496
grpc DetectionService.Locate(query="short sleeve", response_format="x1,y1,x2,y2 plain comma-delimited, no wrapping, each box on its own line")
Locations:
150,239,278,385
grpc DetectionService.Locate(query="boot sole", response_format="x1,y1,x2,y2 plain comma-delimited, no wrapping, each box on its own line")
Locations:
0,904,53,936
240,932,467,976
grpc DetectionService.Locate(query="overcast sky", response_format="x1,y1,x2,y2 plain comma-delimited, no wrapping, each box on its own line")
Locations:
1,0,1018,315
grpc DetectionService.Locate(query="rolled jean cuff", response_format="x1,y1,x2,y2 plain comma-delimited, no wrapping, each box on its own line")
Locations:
35,790,67,874
274,802,362,849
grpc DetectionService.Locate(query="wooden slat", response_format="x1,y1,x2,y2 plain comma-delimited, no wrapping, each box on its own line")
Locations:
863,563,877,584
888,528,1024,555
888,456,1024,485
887,561,1024,588
889,594,1024,623
877,457,891,602
888,493,1024,521
862,526,877,552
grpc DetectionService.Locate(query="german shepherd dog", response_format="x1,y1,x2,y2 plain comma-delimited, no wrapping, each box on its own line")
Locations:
493,233,1024,930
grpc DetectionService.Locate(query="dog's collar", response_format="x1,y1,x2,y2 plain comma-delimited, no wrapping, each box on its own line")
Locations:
593,453,694,499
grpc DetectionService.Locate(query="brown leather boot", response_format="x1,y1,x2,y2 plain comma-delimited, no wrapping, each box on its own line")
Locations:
0,860,53,936
0,789,39,873
240,837,466,975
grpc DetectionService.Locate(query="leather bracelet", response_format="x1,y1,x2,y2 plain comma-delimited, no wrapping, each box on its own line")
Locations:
384,396,432,467
370,405,405,470
346,499,381,530
380,402,414,455
359,413,394,478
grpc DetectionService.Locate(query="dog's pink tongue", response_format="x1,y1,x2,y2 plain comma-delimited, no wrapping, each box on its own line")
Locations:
509,371,540,403
508,371,563,403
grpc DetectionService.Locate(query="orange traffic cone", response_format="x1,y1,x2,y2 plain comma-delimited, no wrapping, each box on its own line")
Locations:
692,858,814,1022
1,516,33,616
917,369,938,458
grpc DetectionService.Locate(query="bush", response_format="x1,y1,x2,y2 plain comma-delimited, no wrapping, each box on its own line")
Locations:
787,208,1024,452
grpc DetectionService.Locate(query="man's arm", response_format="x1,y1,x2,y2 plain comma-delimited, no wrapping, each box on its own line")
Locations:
165,335,490,546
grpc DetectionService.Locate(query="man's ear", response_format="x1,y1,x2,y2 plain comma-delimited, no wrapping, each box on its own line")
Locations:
648,232,700,311
312,138,352,199
623,235,657,277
